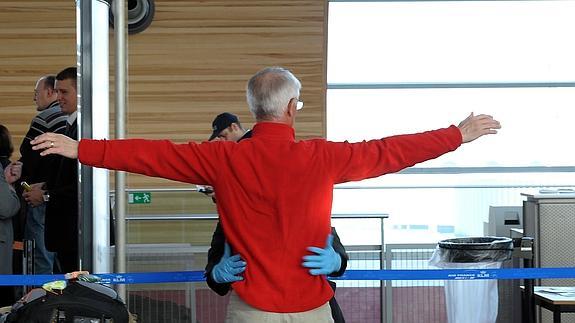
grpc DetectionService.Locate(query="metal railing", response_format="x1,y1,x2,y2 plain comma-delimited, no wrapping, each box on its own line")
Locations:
115,240,447,323
110,185,572,322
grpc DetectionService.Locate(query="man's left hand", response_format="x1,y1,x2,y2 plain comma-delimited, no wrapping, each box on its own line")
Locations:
457,112,501,143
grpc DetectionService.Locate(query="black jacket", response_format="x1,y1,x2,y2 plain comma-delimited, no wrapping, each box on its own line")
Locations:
19,102,67,184
44,120,78,256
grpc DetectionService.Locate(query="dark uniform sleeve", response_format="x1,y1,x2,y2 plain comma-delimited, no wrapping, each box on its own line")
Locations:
328,227,348,322
204,222,232,296
45,124,78,209
329,227,348,277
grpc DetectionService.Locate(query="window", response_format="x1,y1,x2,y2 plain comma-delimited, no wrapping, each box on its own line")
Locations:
328,1,575,83
328,87,575,168
327,0,575,243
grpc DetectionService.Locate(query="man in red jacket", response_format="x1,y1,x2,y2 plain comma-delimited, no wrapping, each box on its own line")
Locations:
32,66,500,322
204,112,348,322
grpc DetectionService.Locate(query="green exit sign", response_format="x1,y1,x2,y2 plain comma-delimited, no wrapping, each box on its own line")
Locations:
129,192,152,204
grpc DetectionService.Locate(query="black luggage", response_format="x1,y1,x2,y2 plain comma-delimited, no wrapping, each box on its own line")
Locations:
3,280,130,323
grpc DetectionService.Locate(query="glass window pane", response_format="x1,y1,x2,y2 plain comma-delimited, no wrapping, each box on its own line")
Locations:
328,1,575,83
332,186,528,243
327,87,575,168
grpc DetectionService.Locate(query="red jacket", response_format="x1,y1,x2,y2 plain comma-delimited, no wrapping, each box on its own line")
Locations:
79,122,461,312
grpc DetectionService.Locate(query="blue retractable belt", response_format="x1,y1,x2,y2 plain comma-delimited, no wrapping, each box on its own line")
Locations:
1,268,575,286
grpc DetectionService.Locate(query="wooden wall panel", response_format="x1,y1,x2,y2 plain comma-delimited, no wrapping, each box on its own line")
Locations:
0,1,76,156
1,0,328,191
123,0,328,187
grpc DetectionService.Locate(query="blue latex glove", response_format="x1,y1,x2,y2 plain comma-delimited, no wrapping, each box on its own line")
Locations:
302,234,342,276
211,242,246,284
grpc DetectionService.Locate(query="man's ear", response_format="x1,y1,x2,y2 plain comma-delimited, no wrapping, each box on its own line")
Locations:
286,99,296,118
230,123,240,131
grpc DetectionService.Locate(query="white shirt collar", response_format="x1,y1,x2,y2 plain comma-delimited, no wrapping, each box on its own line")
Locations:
68,111,78,125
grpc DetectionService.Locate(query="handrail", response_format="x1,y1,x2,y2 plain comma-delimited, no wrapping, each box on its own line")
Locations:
125,213,389,221
335,184,575,189
108,184,575,195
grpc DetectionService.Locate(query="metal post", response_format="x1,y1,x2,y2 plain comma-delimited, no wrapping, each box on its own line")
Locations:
22,240,35,294
77,0,94,273
514,237,535,323
522,238,535,323
77,0,111,275
114,0,128,301
381,217,389,323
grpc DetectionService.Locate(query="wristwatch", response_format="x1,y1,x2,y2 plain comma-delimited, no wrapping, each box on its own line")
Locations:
42,190,50,202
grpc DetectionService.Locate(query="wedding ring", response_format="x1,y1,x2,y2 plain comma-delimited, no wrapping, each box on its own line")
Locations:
50,141,54,148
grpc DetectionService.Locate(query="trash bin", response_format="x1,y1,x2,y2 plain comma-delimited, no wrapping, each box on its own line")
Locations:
429,237,513,323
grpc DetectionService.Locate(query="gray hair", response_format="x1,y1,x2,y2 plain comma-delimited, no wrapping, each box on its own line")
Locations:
246,67,301,121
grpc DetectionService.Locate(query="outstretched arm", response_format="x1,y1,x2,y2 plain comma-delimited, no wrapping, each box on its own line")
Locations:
32,133,220,185
326,112,501,184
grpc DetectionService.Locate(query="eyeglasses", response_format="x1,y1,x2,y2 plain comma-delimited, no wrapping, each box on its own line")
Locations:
289,98,304,110
296,100,304,110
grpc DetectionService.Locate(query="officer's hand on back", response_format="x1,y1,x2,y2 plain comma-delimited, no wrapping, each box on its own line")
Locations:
212,242,247,283
302,234,342,275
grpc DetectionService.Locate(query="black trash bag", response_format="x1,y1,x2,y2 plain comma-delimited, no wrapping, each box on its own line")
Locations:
432,236,513,263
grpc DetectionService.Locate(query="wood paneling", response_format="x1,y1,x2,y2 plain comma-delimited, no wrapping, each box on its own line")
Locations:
1,0,328,191
0,1,76,155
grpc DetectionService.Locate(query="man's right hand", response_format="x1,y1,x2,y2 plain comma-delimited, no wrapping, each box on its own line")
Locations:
211,242,246,284
31,132,79,159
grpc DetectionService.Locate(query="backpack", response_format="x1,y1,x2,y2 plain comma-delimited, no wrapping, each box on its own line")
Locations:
3,281,130,323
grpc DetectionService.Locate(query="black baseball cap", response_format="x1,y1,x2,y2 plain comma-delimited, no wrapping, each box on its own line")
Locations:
209,112,239,141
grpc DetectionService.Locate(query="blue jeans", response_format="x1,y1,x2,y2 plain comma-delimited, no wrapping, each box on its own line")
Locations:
24,204,55,274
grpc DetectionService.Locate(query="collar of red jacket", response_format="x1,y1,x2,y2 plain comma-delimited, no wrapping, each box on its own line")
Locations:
251,122,295,141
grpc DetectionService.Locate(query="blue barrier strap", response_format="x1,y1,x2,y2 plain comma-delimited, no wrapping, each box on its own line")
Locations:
333,267,575,281
95,271,206,285
0,274,66,286
0,272,205,286
1,268,575,286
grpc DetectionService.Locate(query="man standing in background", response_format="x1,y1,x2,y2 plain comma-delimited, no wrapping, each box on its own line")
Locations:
20,75,67,274
208,112,252,142
27,67,79,273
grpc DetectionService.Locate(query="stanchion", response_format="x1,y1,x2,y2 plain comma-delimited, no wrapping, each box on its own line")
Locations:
513,237,535,323
22,239,35,295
